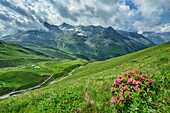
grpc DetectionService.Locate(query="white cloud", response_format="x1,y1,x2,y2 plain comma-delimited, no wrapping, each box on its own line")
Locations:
0,0,169,37
159,23,170,33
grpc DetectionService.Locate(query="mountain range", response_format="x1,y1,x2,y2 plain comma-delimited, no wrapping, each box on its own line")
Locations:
142,32,170,45
2,22,156,61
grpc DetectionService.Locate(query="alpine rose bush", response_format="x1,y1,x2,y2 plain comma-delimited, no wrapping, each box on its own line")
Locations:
111,69,156,111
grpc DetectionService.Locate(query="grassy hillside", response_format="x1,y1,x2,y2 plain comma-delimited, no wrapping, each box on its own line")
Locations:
0,40,88,95
0,59,88,96
0,42,169,112
0,40,53,68
17,41,78,60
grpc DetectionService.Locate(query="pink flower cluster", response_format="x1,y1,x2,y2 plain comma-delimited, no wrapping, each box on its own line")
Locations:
111,96,123,104
111,69,155,105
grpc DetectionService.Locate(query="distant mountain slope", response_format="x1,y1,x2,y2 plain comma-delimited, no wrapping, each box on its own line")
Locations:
2,31,78,60
3,22,155,61
0,40,54,68
117,30,156,47
157,32,170,42
13,40,77,60
142,32,166,44
44,22,62,33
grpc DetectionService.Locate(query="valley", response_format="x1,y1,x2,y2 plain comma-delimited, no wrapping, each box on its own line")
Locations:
0,41,169,112
0,58,88,97
0,40,88,96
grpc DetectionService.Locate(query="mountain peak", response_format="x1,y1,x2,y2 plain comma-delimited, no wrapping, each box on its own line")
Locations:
107,26,114,30
104,26,117,34
60,22,74,29
62,22,69,26
43,21,52,27
43,22,62,33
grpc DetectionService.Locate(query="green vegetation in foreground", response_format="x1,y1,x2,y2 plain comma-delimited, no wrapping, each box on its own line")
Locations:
0,59,88,96
0,42,169,112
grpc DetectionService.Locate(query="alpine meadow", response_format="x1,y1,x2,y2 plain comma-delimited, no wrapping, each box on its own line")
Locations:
0,0,170,112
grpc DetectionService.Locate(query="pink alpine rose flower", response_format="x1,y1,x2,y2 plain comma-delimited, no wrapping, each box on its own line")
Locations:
130,86,136,90
131,70,136,74
111,96,116,103
113,79,118,86
120,89,124,92
127,77,134,83
119,96,123,101
139,75,145,79
146,82,149,86
150,79,155,82
143,74,148,77
113,82,118,86
133,87,136,90
124,85,128,90
114,79,117,83
114,88,118,91
128,91,131,95
135,81,141,85
118,75,123,78
133,69,139,72
124,71,129,75
117,78,122,83
139,82,142,85
132,80,136,84
119,92,122,96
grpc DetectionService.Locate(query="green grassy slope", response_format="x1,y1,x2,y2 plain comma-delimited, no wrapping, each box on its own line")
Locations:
0,42,169,112
0,40,53,68
19,41,77,60
0,40,88,95
0,59,88,96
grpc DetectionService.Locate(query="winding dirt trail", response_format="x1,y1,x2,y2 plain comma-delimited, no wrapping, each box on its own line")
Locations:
0,66,83,99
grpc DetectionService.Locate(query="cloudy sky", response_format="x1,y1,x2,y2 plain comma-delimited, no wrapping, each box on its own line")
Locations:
0,0,170,37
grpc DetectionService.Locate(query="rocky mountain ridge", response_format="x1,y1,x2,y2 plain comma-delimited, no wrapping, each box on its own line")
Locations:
3,22,156,61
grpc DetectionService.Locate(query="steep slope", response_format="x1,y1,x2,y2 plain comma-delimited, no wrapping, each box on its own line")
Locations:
0,40,53,68
84,27,155,60
118,30,156,47
44,22,62,33
4,22,156,61
0,42,169,112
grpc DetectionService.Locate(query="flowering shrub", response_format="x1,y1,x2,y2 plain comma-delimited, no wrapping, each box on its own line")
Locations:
111,69,156,111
